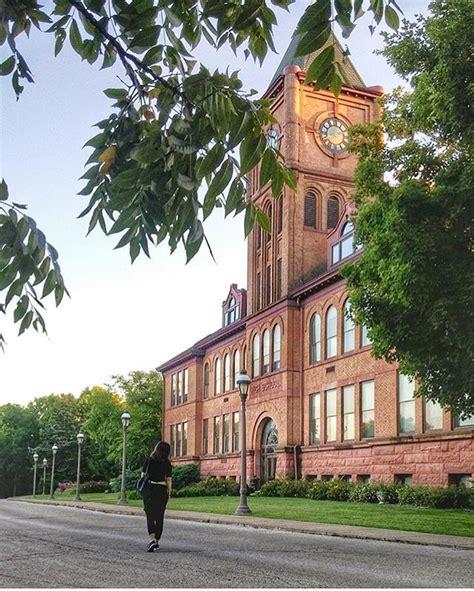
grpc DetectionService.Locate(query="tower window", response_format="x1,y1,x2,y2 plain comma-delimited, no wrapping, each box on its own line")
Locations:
327,196,340,230
304,193,317,228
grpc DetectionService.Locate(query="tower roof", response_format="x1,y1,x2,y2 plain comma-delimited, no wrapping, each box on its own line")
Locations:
268,31,365,90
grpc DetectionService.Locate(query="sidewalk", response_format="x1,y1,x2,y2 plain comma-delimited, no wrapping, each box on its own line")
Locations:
10,497,474,550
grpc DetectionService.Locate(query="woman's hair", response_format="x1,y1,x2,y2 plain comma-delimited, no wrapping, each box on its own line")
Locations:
151,440,171,461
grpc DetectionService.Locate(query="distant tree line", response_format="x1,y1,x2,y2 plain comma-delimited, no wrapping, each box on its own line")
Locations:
0,370,162,498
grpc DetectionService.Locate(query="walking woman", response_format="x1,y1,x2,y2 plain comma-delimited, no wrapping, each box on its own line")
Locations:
142,441,172,552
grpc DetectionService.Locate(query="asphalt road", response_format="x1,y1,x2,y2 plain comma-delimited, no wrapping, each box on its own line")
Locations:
0,500,472,588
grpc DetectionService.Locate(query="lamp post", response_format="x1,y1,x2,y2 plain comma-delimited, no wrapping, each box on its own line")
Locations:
235,370,252,515
118,411,130,505
49,443,58,500
42,458,47,496
75,432,84,501
32,452,38,498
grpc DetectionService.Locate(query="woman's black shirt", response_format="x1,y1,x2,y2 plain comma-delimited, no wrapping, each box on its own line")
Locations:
143,456,172,481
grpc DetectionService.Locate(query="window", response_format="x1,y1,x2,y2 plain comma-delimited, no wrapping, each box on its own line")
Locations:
233,350,240,388
176,423,182,457
213,416,221,454
170,424,176,457
277,196,283,234
310,394,320,444
182,422,188,456
331,220,361,265
361,324,372,347
310,313,321,363
424,399,443,431
232,412,240,452
453,413,474,428
343,300,355,353
326,389,337,442
171,374,177,406
343,385,355,440
448,474,472,487
395,474,413,486
214,358,221,395
177,371,182,404
183,369,189,403
256,272,261,310
326,306,337,358
399,373,415,434
304,192,317,228
223,414,230,453
252,334,260,378
224,296,240,326
203,363,210,399
361,380,375,438
272,324,281,370
276,258,282,299
202,419,209,455
327,195,340,229
224,354,231,392
357,475,371,483
262,329,270,374
265,266,271,306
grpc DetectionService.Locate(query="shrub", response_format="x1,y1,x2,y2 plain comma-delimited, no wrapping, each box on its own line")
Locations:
172,463,200,491
423,485,473,509
325,479,352,501
174,477,239,497
348,483,379,503
260,477,310,498
127,489,142,500
58,481,73,493
109,469,141,493
307,480,329,500
373,483,401,504
79,480,109,494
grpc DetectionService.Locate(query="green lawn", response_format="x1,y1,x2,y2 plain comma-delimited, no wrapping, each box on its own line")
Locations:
26,492,474,538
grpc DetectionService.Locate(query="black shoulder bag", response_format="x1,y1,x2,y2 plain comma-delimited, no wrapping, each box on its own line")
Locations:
137,457,150,496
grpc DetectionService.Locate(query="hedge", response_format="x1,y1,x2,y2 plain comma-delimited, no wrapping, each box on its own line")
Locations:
258,477,472,509
172,463,200,491
174,477,239,497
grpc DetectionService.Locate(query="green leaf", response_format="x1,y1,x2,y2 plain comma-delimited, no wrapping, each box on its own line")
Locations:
42,269,57,298
203,160,234,219
130,26,161,49
69,20,83,56
0,56,15,76
129,236,140,263
256,208,271,234
198,143,225,180
103,87,128,100
13,296,29,323
385,5,400,30
5,278,22,307
240,134,265,175
259,148,278,187
305,44,335,85
19,310,33,335
296,0,331,34
244,204,256,237
142,45,163,66
295,24,331,57
0,179,8,200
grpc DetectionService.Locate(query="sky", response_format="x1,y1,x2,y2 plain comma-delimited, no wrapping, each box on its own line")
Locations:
0,1,430,406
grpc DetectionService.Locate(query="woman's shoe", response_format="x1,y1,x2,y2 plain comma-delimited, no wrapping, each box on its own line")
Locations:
147,540,157,552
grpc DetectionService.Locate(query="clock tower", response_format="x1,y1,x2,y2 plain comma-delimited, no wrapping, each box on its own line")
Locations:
246,33,383,315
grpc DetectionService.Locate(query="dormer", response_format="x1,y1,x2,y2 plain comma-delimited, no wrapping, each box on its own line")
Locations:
327,202,362,268
222,284,247,327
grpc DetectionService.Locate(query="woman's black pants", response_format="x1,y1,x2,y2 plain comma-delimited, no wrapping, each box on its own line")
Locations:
143,484,168,539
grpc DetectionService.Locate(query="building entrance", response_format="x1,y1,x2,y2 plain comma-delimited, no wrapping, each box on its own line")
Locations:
260,419,278,483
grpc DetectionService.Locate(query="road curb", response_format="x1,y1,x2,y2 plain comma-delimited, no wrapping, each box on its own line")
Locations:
8,498,474,550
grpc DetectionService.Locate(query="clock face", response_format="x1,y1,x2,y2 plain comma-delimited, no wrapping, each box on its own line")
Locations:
266,127,280,150
319,117,349,154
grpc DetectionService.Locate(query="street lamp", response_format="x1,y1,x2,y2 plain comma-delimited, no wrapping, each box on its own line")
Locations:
118,411,130,505
75,432,84,501
235,370,252,515
49,443,58,500
42,458,47,496
32,452,38,498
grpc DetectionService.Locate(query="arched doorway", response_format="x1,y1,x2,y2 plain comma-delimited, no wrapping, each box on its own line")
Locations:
260,419,278,483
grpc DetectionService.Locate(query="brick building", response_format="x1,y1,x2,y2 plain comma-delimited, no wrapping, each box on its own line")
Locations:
158,35,473,487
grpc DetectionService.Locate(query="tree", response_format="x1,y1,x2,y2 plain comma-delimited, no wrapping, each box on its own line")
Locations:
0,404,39,497
78,386,123,480
0,0,401,344
343,0,473,416
109,370,163,470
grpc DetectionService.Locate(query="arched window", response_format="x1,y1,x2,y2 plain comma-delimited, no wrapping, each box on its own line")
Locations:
214,358,221,395
224,296,239,326
304,192,317,228
242,345,247,372
327,196,340,230
262,329,270,374
341,221,353,235
252,334,260,378
233,349,240,388
203,363,210,399
277,196,283,234
326,306,338,358
343,300,355,352
264,205,272,245
272,324,281,370
310,313,321,363
224,354,231,391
